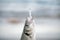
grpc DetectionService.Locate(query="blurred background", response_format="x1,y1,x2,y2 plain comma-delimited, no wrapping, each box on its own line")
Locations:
0,0,60,40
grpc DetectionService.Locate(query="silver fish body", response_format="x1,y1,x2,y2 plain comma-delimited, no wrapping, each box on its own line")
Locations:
21,17,35,40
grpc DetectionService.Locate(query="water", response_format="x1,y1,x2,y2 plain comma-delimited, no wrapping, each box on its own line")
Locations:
0,18,60,40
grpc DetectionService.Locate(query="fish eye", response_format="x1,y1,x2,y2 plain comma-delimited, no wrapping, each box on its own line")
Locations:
25,25,29,26
25,33,30,36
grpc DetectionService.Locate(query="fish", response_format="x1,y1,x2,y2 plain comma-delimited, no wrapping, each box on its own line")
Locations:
21,8,35,40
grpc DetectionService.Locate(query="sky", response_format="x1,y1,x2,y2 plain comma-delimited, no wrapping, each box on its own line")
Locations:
0,0,60,17
0,0,60,5
0,0,59,11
